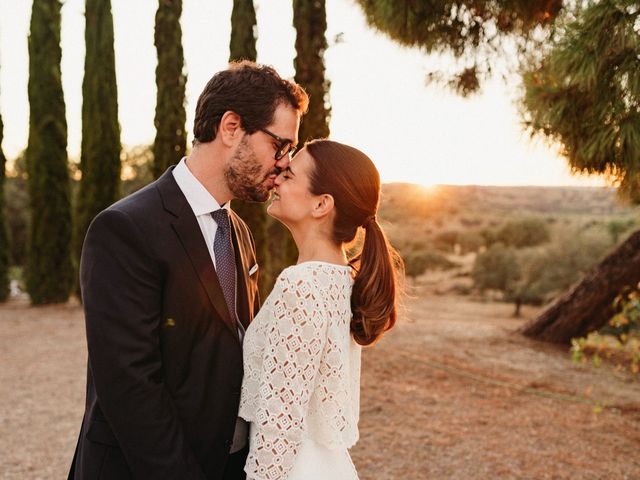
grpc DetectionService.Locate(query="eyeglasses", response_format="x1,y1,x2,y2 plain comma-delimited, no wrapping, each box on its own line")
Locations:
260,128,295,160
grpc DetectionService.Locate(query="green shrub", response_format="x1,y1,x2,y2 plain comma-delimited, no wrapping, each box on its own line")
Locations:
607,219,636,243
496,218,550,248
434,230,460,251
511,229,611,305
404,250,457,278
571,288,640,374
472,243,520,293
457,230,485,254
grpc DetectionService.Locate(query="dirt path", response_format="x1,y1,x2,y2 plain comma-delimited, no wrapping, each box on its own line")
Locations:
351,293,640,479
1,291,638,479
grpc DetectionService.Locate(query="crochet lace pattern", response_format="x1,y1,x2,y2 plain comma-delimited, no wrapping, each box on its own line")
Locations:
239,262,361,480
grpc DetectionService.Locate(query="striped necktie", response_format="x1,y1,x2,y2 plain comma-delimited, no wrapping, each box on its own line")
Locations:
211,209,245,339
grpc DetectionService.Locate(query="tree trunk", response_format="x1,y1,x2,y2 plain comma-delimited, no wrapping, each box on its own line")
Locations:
520,229,640,343
513,297,521,318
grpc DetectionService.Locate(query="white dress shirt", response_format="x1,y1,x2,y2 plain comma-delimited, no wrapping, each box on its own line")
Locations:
172,157,229,269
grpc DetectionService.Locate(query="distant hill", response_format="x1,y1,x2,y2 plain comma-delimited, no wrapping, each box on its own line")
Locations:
380,184,633,219
378,184,639,251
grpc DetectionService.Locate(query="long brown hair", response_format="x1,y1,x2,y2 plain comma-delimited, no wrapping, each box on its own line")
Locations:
305,139,403,346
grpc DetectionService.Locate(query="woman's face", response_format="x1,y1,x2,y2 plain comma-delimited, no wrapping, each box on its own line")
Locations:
267,148,317,226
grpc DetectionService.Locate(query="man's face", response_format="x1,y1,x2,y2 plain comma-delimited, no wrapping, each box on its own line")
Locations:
224,104,300,202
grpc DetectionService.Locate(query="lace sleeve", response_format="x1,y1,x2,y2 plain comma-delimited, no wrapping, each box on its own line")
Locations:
244,267,329,480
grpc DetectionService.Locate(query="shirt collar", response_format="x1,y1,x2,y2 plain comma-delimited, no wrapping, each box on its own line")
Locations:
172,157,230,216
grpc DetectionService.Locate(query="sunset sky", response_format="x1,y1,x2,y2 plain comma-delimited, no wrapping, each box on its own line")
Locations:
0,0,604,187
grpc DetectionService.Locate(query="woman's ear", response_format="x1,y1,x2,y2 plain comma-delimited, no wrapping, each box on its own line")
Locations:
311,194,335,220
218,111,242,147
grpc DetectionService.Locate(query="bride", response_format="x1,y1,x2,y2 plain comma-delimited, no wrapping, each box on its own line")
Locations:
238,139,403,480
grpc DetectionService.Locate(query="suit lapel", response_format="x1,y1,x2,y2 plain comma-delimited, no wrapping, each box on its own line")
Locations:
155,168,239,341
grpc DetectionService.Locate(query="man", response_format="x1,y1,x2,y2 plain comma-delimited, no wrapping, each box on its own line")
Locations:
68,61,309,479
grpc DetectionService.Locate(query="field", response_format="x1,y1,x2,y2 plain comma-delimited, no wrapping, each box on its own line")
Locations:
1,185,639,479
1,284,639,479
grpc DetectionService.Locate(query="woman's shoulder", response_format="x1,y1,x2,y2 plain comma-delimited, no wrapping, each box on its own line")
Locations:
278,261,352,283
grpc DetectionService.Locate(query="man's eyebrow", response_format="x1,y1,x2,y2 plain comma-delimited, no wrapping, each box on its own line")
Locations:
275,133,294,145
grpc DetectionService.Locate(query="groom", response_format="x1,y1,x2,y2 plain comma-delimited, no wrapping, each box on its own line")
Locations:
68,61,308,479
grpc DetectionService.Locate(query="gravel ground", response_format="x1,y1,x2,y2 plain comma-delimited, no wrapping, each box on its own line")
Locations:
1,290,638,479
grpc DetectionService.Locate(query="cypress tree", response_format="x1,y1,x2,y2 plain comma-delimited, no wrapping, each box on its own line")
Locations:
0,103,9,301
229,0,273,296
293,0,331,144
275,0,332,270
74,0,121,292
230,0,257,61
153,0,187,179
26,0,73,304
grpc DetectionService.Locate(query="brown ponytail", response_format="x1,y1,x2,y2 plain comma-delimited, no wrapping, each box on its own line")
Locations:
305,140,404,346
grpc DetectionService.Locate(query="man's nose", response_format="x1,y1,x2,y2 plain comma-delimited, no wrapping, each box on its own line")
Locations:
275,154,290,171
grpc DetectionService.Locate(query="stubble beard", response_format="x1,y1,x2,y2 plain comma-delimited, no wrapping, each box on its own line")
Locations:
224,136,274,202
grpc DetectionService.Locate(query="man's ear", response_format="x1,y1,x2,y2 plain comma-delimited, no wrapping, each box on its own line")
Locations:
311,194,335,220
218,111,243,147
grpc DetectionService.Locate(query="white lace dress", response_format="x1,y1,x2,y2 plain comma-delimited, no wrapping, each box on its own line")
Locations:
238,262,361,480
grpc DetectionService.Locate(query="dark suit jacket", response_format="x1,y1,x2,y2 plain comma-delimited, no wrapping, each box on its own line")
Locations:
68,167,260,479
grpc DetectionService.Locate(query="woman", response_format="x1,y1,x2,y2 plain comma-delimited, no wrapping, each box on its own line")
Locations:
238,139,402,480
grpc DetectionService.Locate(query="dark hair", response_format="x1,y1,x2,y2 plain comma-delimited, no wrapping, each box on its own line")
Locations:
193,60,309,144
305,139,404,346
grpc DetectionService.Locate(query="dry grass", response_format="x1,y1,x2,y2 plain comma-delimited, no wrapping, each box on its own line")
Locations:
1,288,639,479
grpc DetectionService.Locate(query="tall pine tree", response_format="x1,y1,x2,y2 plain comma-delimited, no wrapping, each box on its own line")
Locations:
229,0,274,297
153,0,186,178
522,0,639,200
0,98,9,301
26,0,73,304
74,0,121,293
519,0,640,343
355,0,563,95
